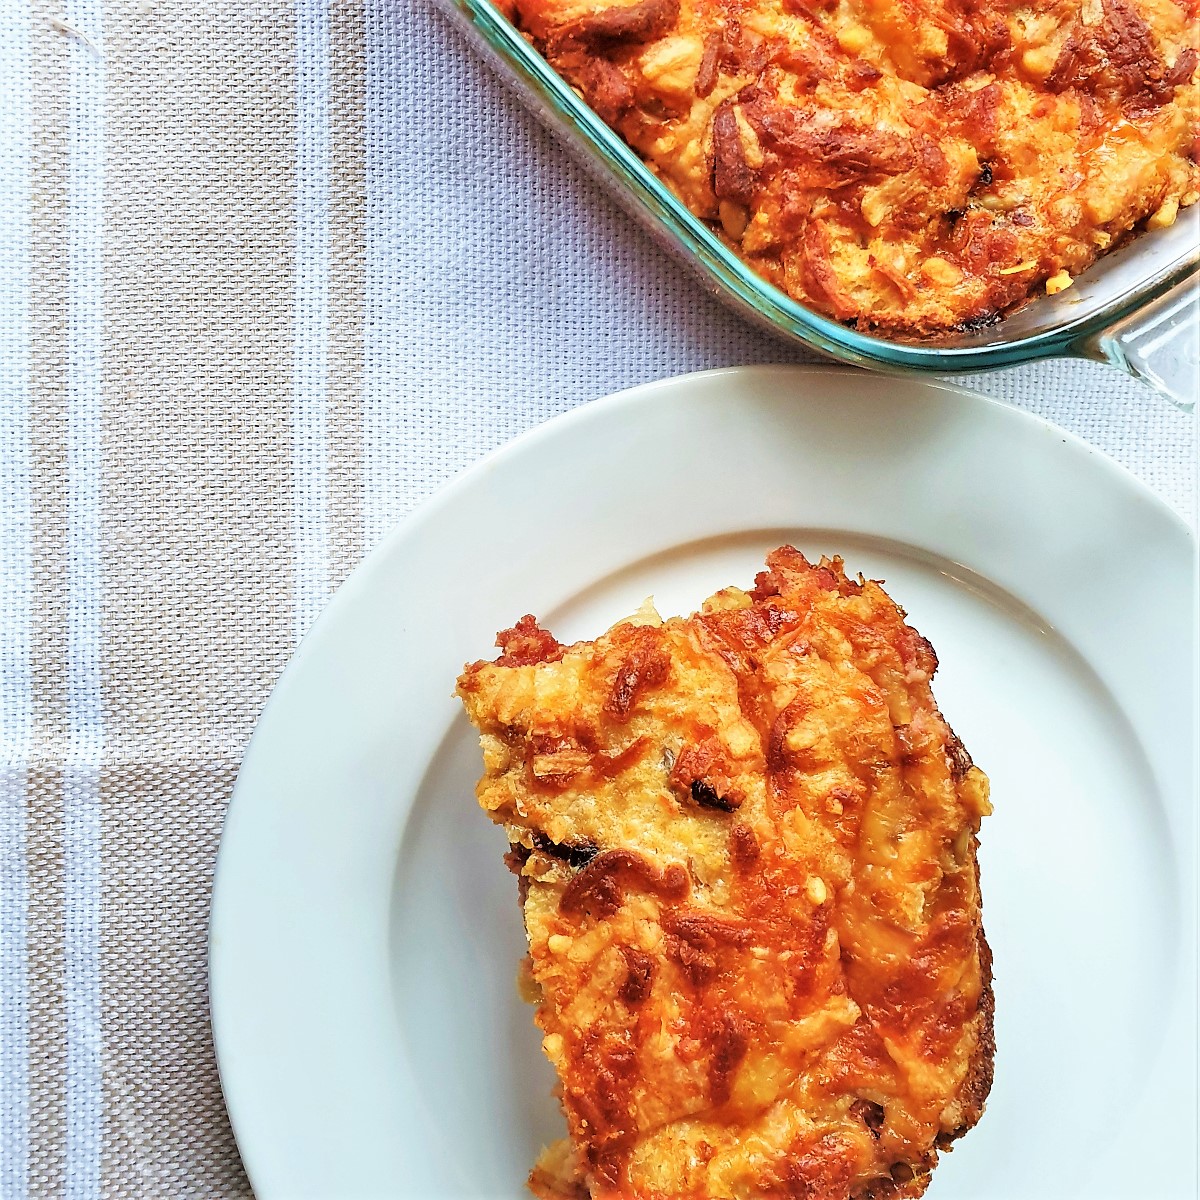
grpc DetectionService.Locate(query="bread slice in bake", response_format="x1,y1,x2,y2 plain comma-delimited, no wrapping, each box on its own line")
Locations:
457,547,993,1200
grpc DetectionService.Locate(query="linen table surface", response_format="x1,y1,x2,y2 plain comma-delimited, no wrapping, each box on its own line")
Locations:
0,0,1195,1196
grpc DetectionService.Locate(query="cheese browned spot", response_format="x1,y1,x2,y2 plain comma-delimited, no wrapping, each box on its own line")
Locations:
506,0,1199,335
457,547,994,1200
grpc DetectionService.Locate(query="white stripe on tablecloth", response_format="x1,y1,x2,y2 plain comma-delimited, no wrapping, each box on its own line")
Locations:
294,0,332,639
0,0,33,1190
363,0,401,551
63,0,105,1194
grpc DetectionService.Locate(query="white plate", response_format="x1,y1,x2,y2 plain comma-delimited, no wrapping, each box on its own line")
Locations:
210,366,1196,1200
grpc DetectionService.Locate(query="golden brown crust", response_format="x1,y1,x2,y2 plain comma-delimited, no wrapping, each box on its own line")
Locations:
458,548,994,1199
851,921,994,1200
505,0,1200,334
955,915,997,1138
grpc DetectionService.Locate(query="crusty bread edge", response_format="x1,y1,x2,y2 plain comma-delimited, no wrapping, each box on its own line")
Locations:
955,920,997,1135
859,907,995,1200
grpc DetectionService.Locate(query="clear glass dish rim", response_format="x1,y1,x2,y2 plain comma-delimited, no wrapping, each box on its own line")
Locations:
449,0,1200,373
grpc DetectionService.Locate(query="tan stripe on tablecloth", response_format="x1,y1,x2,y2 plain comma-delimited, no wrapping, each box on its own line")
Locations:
328,0,367,582
23,763,65,1200
26,8,70,1195
97,2,298,1193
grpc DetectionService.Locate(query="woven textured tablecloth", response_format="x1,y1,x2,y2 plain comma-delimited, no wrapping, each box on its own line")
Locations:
0,0,1195,1195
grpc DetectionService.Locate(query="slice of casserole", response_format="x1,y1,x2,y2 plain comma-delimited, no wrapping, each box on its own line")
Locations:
456,547,993,1199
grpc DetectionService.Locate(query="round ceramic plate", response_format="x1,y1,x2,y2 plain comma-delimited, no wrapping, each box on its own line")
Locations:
210,366,1196,1200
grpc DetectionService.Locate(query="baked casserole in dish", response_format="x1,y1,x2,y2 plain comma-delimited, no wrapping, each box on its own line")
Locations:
438,0,1200,404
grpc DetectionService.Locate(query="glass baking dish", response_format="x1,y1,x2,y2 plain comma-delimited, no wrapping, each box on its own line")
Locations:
434,0,1200,409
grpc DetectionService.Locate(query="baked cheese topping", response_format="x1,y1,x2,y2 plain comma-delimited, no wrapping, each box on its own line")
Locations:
504,0,1199,334
458,548,993,1199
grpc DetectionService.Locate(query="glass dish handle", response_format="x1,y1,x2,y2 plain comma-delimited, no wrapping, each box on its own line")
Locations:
1081,272,1199,411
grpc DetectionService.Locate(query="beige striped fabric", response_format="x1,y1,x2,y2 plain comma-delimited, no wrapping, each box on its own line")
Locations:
0,0,1194,1195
